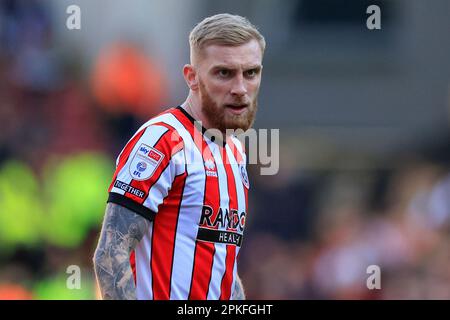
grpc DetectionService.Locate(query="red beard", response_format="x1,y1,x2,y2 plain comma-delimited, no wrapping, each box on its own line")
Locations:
199,79,258,133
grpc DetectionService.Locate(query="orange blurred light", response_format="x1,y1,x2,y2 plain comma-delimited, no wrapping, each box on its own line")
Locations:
91,42,167,118
0,284,33,300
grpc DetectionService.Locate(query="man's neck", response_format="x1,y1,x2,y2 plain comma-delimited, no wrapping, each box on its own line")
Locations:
181,97,228,144
182,97,203,124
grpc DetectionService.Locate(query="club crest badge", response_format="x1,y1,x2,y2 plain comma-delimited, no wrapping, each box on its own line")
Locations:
239,163,249,189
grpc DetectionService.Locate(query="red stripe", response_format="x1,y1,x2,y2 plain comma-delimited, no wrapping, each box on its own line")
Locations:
219,146,238,300
151,171,187,299
108,129,147,192
171,108,221,300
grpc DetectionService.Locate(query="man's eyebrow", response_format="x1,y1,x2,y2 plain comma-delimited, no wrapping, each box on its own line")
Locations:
211,64,262,71
245,65,262,71
211,65,236,71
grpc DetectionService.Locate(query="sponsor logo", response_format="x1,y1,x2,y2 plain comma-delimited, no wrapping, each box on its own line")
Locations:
196,227,243,247
130,143,165,180
137,144,164,163
148,150,162,162
114,180,145,198
204,159,215,170
139,145,150,154
197,205,245,246
199,206,246,232
204,158,217,177
206,171,218,177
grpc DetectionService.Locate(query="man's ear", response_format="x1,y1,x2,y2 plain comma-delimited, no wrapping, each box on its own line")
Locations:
183,64,199,90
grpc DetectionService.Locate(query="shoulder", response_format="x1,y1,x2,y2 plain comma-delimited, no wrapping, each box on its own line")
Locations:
132,108,186,157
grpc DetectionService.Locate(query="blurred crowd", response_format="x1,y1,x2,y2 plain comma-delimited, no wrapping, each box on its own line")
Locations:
0,0,165,299
0,0,449,299
240,156,450,299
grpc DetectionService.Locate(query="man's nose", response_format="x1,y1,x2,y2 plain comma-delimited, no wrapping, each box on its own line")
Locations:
230,75,247,96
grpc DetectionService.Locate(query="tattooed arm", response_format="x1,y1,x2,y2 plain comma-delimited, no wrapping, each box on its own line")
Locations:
232,274,246,300
93,202,150,300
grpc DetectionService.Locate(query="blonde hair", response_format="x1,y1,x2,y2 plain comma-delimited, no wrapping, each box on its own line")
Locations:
189,13,266,60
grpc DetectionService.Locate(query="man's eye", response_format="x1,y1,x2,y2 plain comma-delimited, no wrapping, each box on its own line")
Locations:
245,69,257,78
218,69,230,77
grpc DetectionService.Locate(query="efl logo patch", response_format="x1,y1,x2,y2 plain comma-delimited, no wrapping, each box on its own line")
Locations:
129,143,164,180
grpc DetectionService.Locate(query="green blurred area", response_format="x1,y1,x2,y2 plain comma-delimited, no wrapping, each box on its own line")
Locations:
0,162,43,251
42,153,113,248
33,271,96,300
0,152,112,299
0,153,113,250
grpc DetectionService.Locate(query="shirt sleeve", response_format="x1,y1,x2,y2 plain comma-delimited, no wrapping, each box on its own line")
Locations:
107,124,185,221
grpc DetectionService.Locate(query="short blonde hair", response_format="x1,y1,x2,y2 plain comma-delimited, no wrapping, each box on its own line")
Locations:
189,13,266,59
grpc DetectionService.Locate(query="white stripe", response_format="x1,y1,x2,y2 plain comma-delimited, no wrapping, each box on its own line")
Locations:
206,141,229,299
135,225,154,300
226,144,247,299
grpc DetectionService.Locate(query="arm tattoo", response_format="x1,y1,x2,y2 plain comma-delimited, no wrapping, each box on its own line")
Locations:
93,202,150,300
232,274,246,300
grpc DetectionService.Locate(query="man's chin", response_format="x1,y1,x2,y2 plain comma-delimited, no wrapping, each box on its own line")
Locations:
223,118,253,132
222,110,256,131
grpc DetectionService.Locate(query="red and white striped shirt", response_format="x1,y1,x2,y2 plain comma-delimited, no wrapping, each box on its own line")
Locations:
107,106,249,300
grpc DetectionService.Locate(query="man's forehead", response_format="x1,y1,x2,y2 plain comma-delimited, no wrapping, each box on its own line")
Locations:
199,40,263,68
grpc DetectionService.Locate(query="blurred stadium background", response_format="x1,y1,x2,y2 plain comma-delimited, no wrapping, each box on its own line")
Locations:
0,0,449,299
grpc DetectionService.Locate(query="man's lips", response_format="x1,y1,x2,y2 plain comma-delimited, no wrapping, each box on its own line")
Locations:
225,104,249,115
